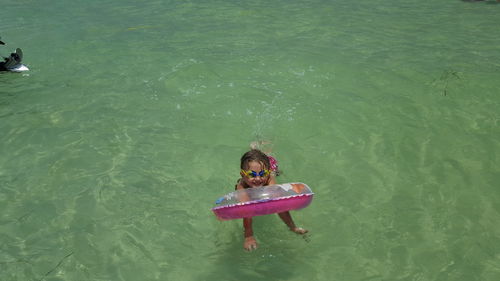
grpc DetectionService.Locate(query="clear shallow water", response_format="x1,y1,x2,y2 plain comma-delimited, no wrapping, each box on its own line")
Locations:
1,0,500,280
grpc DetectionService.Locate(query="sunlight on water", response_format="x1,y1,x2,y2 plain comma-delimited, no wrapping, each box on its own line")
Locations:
1,0,500,280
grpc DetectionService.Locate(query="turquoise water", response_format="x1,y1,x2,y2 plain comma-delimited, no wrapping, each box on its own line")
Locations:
1,0,500,280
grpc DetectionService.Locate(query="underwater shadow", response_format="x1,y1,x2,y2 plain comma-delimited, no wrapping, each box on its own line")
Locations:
461,0,499,3
201,216,314,281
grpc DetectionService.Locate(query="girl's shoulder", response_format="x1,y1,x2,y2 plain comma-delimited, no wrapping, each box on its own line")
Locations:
235,179,248,190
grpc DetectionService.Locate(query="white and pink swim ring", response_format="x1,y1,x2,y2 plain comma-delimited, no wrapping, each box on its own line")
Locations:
212,183,314,220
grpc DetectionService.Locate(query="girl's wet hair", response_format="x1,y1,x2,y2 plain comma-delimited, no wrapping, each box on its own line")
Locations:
240,149,270,170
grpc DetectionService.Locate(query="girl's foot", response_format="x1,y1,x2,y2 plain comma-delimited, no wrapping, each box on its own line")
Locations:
250,140,273,154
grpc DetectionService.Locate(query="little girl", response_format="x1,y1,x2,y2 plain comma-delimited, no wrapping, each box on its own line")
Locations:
235,148,308,251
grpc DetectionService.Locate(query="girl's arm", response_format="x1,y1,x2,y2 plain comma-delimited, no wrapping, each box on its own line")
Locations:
235,180,250,202
243,217,257,251
237,181,258,250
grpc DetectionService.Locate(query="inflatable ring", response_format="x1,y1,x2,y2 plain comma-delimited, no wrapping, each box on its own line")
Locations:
212,183,314,220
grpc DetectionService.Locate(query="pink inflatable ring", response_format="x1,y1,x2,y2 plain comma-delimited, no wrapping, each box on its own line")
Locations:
212,183,314,220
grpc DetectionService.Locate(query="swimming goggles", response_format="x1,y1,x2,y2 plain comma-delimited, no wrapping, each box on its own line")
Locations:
241,169,270,178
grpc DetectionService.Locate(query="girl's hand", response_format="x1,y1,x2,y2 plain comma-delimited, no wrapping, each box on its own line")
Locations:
244,236,258,251
291,227,309,234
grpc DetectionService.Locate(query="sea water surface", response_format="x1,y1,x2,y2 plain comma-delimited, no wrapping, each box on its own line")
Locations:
1,0,500,280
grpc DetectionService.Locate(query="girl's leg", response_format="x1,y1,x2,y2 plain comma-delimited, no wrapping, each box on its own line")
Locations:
278,212,308,234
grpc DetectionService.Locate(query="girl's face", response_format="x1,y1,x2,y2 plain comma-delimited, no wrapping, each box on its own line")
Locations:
240,160,270,188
